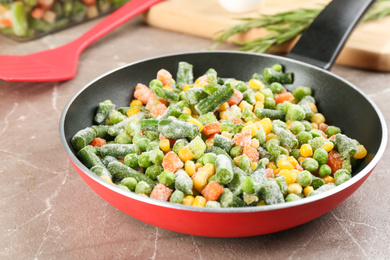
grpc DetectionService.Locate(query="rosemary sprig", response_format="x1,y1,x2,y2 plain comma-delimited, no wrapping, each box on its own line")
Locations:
214,0,390,53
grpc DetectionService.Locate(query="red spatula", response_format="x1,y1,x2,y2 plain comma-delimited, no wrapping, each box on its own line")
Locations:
0,0,163,82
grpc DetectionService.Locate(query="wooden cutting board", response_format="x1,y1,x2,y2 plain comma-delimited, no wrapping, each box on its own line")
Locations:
144,0,390,71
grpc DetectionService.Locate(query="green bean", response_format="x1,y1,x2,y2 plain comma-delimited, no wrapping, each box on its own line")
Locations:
335,134,358,159
11,2,28,37
255,108,286,120
77,145,103,169
215,154,234,185
202,153,217,165
175,170,193,195
235,154,252,174
205,201,221,208
260,179,285,205
213,134,234,153
270,82,284,94
227,167,246,196
243,89,256,105
176,61,194,89
90,165,112,180
185,88,208,104
292,86,312,101
91,125,111,139
275,176,288,195
307,183,336,197
188,136,206,159
273,125,299,150
72,127,96,151
107,161,155,187
198,112,218,126
230,146,243,158
94,100,115,124
218,188,245,208
265,139,281,158
140,119,159,132
99,144,139,158
195,84,234,115
220,120,235,133
262,68,293,84
158,118,200,139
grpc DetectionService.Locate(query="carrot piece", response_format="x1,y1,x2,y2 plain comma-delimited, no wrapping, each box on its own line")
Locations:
0,18,12,27
318,123,328,132
197,75,209,84
231,118,243,125
31,8,44,19
157,69,173,87
89,137,107,147
201,181,224,201
275,92,294,105
134,83,153,105
81,0,96,6
203,122,221,136
150,183,173,201
227,89,244,106
265,168,275,178
150,103,167,117
242,145,259,163
326,150,344,173
233,130,252,147
162,151,183,173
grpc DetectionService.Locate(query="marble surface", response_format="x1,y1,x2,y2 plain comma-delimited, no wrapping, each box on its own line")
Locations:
1,16,389,259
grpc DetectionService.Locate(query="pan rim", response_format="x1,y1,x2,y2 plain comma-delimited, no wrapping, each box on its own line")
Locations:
59,50,388,214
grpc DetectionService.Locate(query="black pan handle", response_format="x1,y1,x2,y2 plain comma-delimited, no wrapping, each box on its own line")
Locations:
286,0,376,70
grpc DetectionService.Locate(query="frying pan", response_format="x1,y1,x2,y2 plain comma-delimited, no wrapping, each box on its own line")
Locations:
60,0,387,237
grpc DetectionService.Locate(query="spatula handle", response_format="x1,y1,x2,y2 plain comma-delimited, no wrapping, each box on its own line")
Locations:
71,0,163,53
286,0,375,70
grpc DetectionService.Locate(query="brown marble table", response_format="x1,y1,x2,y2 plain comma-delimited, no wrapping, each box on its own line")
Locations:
1,16,389,259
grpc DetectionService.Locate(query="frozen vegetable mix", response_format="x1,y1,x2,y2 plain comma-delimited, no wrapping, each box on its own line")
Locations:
71,62,368,208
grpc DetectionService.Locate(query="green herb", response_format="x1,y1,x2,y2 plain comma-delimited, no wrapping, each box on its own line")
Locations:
214,0,390,53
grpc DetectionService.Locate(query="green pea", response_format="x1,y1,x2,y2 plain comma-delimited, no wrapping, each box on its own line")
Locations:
334,169,351,185
172,139,189,154
233,124,245,135
143,131,159,141
254,130,266,145
170,190,185,204
108,111,125,125
145,165,164,181
202,153,217,165
236,154,252,174
309,137,327,151
146,140,160,151
220,120,235,133
297,170,313,187
138,138,151,152
311,177,325,190
235,81,248,93
272,119,287,132
285,193,302,202
114,132,132,144
325,126,341,137
289,121,305,135
205,201,221,208
264,97,276,109
138,153,152,168
318,164,332,177
158,170,176,187
296,131,313,145
313,148,328,164
121,177,137,191
135,181,152,196
230,146,243,158
132,133,144,146
301,120,313,131
117,184,130,192
149,79,164,88
260,88,273,99
124,153,139,169
270,82,284,94
309,129,323,138
290,148,301,160
302,158,319,173
271,64,283,72
292,86,312,101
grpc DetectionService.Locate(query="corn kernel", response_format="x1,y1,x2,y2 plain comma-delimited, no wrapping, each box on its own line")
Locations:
219,111,228,120
254,101,264,111
185,160,196,176
308,103,318,113
195,163,203,171
130,99,143,107
322,142,334,152
250,138,260,149
285,120,294,128
311,122,318,129
257,200,266,206
188,118,204,131
217,102,229,112
126,107,140,117
100,175,113,184
254,92,265,102
182,195,195,206
267,162,277,170
163,86,173,91
259,118,272,134
322,175,335,184
192,196,207,207
192,164,215,192
303,186,314,197
300,144,313,157
277,158,294,170
274,168,281,175
242,124,257,137
221,131,233,139
354,144,367,159
311,113,326,125
279,169,297,185
266,133,278,142
178,147,195,162
252,162,258,171
239,101,253,112
183,84,194,91
233,157,240,167
287,156,298,167
159,139,170,152
287,183,303,195
248,79,264,90
182,107,192,115
205,138,214,148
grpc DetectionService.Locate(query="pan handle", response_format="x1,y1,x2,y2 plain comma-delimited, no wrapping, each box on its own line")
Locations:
285,0,375,71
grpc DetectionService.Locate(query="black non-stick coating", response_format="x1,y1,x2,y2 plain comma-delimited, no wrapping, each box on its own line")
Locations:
62,51,385,177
